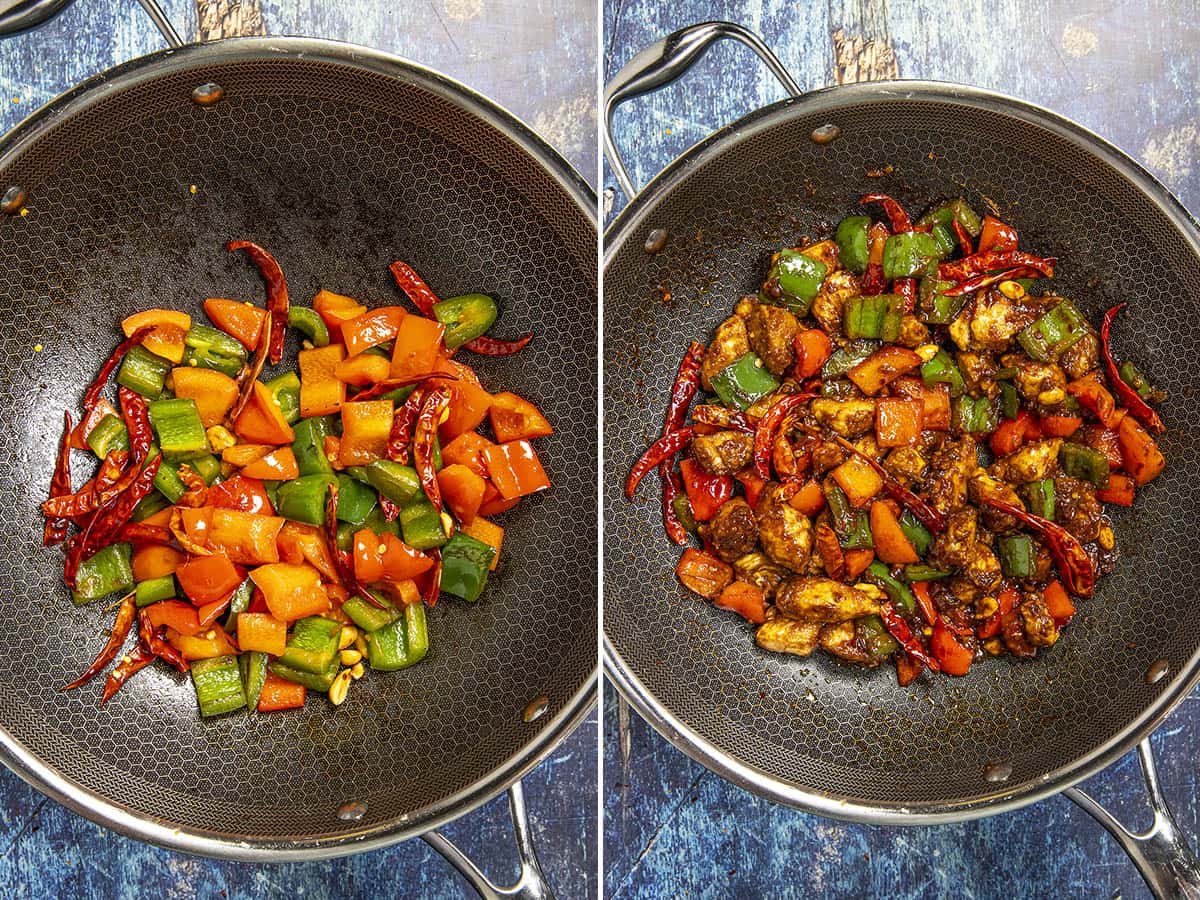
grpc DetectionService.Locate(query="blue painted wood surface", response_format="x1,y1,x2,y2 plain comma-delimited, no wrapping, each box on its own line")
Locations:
0,2,597,898
602,2,1200,898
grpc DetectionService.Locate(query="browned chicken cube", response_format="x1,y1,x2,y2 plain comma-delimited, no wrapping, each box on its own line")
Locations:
691,430,754,476
746,301,799,376
700,314,750,391
755,614,822,657
775,577,882,622
706,498,758,562
756,482,814,572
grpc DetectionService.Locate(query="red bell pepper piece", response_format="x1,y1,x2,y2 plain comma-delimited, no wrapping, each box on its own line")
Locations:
1100,303,1165,434
678,458,733,522
1039,414,1083,438
911,581,938,626
227,240,289,365
1043,579,1076,627
734,467,767,510
930,618,973,675
989,410,1040,457
175,553,244,606
207,475,275,515
1096,473,1136,506
951,219,974,256
979,585,1018,639
941,265,1049,297
977,215,1018,253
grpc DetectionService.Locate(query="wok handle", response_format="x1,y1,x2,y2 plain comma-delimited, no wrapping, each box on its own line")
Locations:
0,0,182,47
421,781,556,900
1065,738,1200,899
602,20,801,200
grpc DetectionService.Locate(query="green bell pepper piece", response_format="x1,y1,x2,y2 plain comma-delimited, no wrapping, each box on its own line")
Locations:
190,655,246,718
183,324,247,377
440,532,497,602
821,340,879,379
901,564,950,582
148,398,210,461
1000,380,1019,420
343,591,400,633
952,395,998,435
710,353,779,411
135,574,176,607
834,215,871,274
898,509,932,557
240,651,271,710
86,414,129,458
1117,360,1166,403
917,277,966,325
916,198,983,237
825,483,873,550
860,614,900,662
997,533,1036,579
287,307,330,347
921,349,966,398
349,460,420,506
1059,442,1110,487
278,616,341,674
434,293,499,350
222,577,255,631
292,416,335,476
866,561,916,613
671,493,697,532
268,659,338,692
765,248,827,315
844,294,904,341
882,232,941,279
335,473,377,525
275,474,338,526
1024,478,1056,520
117,344,172,398
929,223,955,259
1017,300,1089,362
265,372,301,425
399,493,449,550
71,543,133,605
130,490,172,522
366,602,429,671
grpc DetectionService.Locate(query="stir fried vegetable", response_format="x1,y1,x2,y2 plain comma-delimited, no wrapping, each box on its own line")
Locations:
628,193,1166,684
43,247,550,716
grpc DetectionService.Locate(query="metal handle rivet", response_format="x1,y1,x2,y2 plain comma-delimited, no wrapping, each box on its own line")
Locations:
810,124,841,144
336,801,367,821
984,762,1013,783
522,695,549,723
1145,659,1170,684
1,185,26,215
191,82,225,106
644,228,669,254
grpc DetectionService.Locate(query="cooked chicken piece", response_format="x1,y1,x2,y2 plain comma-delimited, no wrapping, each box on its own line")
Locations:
818,621,874,665
775,576,881,622
691,430,754,476
701,314,750,391
948,300,973,351
897,315,930,349
810,270,859,336
991,438,1062,484
968,470,1023,533
1002,605,1035,657
801,238,840,271
1053,474,1102,544
756,615,822,657
963,543,1002,592
733,296,757,319
810,438,847,475
1001,353,1068,407
1020,593,1060,647
810,398,876,438
968,288,1046,350
955,351,998,398
946,575,980,604
756,482,814,572
733,552,788,600
884,446,927,485
746,301,799,375
1059,332,1099,380
929,508,978,570
706,498,758,562
923,436,977,514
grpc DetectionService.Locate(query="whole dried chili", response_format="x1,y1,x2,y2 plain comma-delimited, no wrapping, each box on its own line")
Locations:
461,332,534,356
860,193,912,233
353,372,456,402
938,249,1056,282
387,387,425,464
659,342,705,545
227,240,289,365
661,470,688,546
860,263,886,296
982,498,1094,597
894,277,917,313
325,483,388,610
378,494,401,522
68,455,163,585
414,388,450,512
61,592,136,690
951,219,974,256
44,394,147,520
1100,303,1165,433
117,522,179,547
100,644,155,705
423,548,442,607
626,428,695,499
139,612,188,673
81,326,154,416
229,314,273,423
879,601,939,670
941,266,1047,298
753,393,812,480
44,411,74,546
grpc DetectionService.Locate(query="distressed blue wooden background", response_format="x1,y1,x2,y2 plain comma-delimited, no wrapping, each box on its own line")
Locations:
602,1,1200,898
0,2,597,898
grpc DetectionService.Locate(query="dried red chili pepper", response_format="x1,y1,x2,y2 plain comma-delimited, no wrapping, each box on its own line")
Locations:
117,522,179,547
414,388,450,512
937,249,1056,282
325,483,388,610
941,265,1047,298
81,326,154,416
753,393,812,480
660,468,688,545
860,263,886,296
690,405,754,433
378,495,401,522
879,601,939,671
229,314,273,423
46,402,143,521
461,332,534,356
423,548,442,607
174,463,209,508
982,498,1094,597
860,193,912,233
44,411,74,546
387,387,425,464
228,240,289,365
100,643,156,705
894,277,917,313
120,388,153,460
951,219,973,256
353,372,456,402
1100,303,1165,434
626,428,695,499
139,613,188,673
69,456,163,584
658,342,705,544
389,260,440,317
61,592,136,690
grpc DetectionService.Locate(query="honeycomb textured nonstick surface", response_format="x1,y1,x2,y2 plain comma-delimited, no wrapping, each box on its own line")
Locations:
0,50,596,843
604,90,1200,813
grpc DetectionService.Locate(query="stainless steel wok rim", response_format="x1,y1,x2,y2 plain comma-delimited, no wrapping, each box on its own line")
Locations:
602,78,1200,825
0,35,598,860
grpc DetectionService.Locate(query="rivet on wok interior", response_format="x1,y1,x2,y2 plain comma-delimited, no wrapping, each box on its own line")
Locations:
1146,658,1170,685
810,124,841,144
522,694,549,723
1,185,26,215
336,800,367,821
983,762,1013,783
191,82,225,106
644,228,669,254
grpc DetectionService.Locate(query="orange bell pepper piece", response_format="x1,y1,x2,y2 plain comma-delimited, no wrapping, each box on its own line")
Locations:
1067,372,1121,428
237,612,288,656
831,455,883,507
442,432,495,478
145,599,201,636
122,309,192,363
313,289,368,340
180,506,213,549
793,328,833,379
207,475,275,516
843,548,875,580
333,353,392,386
487,392,553,443
175,552,244,606
441,380,494,441
324,435,344,469
276,521,340,581
875,398,923,448
203,298,266,350
234,381,295,444
437,464,486,525
171,367,239,428
481,439,550,501
715,581,766,623
869,500,920,564
240,447,299,480
477,482,519,517
207,508,284,565
250,562,330,622
390,315,445,380
339,400,395,466
461,517,503,571
342,306,406,357
168,626,239,660
787,480,826,516
298,343,347,417
352,529,434,583
1116,414,1165,486
132,544,185,581
258,672,306,711
221,443,273,467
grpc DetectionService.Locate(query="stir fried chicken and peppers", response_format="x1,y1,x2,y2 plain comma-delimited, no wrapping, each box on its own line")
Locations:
628,194,1167,684
43,244,552,716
